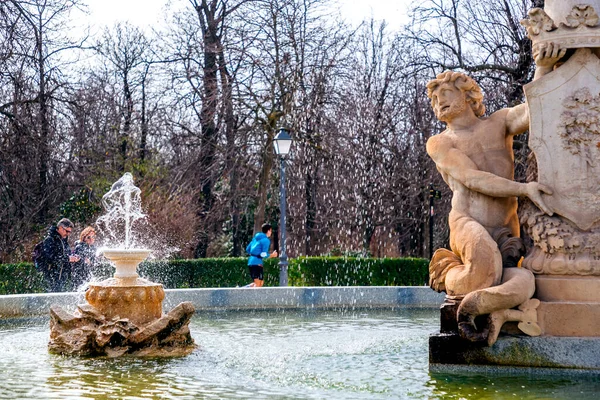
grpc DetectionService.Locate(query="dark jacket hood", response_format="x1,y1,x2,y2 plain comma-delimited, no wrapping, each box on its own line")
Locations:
48,225,59,237
47,225,67,244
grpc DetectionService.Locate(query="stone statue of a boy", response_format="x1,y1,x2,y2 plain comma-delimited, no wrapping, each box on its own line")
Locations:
426,43,565,345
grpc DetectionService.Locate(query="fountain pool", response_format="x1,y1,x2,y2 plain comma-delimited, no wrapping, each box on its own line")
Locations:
1,308,598,399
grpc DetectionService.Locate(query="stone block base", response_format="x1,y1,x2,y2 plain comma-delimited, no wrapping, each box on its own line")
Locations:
535,275,600,302
534,275,600,336
538,302,600,336
429,333,600,369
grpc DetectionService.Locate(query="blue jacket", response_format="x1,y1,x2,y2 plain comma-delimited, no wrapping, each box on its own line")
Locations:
247,232,270,266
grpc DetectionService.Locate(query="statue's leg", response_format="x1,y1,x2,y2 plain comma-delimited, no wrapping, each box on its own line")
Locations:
445,215,503,297
444,214,505,342
460,267,535,316
459,267,537,344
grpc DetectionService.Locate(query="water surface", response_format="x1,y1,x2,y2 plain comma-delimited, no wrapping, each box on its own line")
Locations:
0,309,597,399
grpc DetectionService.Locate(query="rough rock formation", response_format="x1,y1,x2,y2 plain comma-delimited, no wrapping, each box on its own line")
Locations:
49,301,196,357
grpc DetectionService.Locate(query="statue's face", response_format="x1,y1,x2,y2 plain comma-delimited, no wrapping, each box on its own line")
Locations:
431,82,468,123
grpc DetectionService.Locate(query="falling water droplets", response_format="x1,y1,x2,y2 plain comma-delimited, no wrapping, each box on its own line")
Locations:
96,172,147,249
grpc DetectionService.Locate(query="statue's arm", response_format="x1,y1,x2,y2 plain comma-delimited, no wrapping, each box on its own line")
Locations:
426,136,554,214
427,138,523,196
505,43,566,137
505,104,529,137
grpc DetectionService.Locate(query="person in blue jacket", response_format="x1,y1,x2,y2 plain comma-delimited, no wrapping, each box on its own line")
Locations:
246,223,278,287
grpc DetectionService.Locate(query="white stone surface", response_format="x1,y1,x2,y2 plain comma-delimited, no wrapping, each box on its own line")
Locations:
0,287,444,318
545,0,600,26
525,48,600,231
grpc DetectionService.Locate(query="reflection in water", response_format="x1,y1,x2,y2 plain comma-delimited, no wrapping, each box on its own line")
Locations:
0,310,598,399
428,371,600,400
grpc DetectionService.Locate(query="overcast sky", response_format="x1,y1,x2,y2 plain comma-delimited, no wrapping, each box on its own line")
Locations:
83,0,411,31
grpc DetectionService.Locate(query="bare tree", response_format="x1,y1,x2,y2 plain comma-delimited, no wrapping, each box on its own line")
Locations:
236,0,353,256
404,0,539,183
96,22,151,171
0,0,89,261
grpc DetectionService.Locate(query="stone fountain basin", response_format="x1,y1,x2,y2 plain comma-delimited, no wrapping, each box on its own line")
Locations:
87,248,162,326
85,279,165,326
101,248,152,279
48,246,196,356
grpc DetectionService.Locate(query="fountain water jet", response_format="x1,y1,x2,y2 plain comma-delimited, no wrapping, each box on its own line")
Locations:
48,173,195,357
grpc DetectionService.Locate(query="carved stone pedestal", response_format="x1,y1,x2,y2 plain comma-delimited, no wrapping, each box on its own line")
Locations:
49,302,196,357
535,275,600,336
86,278,165,326
439,297,460,334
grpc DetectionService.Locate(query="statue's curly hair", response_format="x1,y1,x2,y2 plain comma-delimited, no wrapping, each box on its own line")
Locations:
426,71,486,117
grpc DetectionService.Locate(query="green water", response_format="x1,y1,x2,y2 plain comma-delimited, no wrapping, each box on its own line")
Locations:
0,309,598,399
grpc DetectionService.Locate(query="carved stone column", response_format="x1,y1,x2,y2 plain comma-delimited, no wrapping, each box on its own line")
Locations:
521,0,600,337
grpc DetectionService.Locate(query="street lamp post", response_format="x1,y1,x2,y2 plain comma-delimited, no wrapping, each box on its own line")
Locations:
428,183,442,260
273,128,293,286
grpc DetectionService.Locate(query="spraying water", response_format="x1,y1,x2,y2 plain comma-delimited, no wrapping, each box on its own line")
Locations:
97,172,146,249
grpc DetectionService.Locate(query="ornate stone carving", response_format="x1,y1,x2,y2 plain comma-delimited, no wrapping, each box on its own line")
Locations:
85,278,166,326
521,3,600,50
49,302,196,357
49,248,196,357
558,88,600,158
521,8,556,37
516,1,600,342
565,5,599,28
524,48,600,231
521,201,600,275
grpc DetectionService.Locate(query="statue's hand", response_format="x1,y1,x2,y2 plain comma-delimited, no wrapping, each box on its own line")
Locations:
525,182,554,215
534,42,566,69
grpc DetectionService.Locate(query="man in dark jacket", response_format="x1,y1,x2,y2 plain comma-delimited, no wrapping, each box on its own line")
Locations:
38,218,80,292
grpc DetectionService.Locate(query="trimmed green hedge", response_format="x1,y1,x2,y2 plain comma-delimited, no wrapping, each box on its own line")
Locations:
289,257,429,286
137,258,282,288
0,263,46,295
0,257,428,295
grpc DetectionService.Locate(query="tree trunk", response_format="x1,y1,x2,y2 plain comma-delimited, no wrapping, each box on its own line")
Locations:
139,66,149,163
253,113,279,234
121,72,133,171
37,15,49,223
305,169,317,255
193,2,220,258
218,49,241,256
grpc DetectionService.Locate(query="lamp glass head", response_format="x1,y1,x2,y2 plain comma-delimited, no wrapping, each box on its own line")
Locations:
274,129,292,155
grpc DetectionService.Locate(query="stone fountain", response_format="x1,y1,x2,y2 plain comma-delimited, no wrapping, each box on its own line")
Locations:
48,173,196,357
426,0,600,370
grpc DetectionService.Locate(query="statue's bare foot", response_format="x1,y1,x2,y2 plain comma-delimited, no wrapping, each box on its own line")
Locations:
457,312,488,342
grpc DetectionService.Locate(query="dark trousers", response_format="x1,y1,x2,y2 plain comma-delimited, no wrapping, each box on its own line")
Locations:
43,264,69,292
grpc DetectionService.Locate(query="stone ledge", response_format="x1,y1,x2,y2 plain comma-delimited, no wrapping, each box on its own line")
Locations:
430,363,600,377
163,286,444,311
0,286,444,318
430,333,600,370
